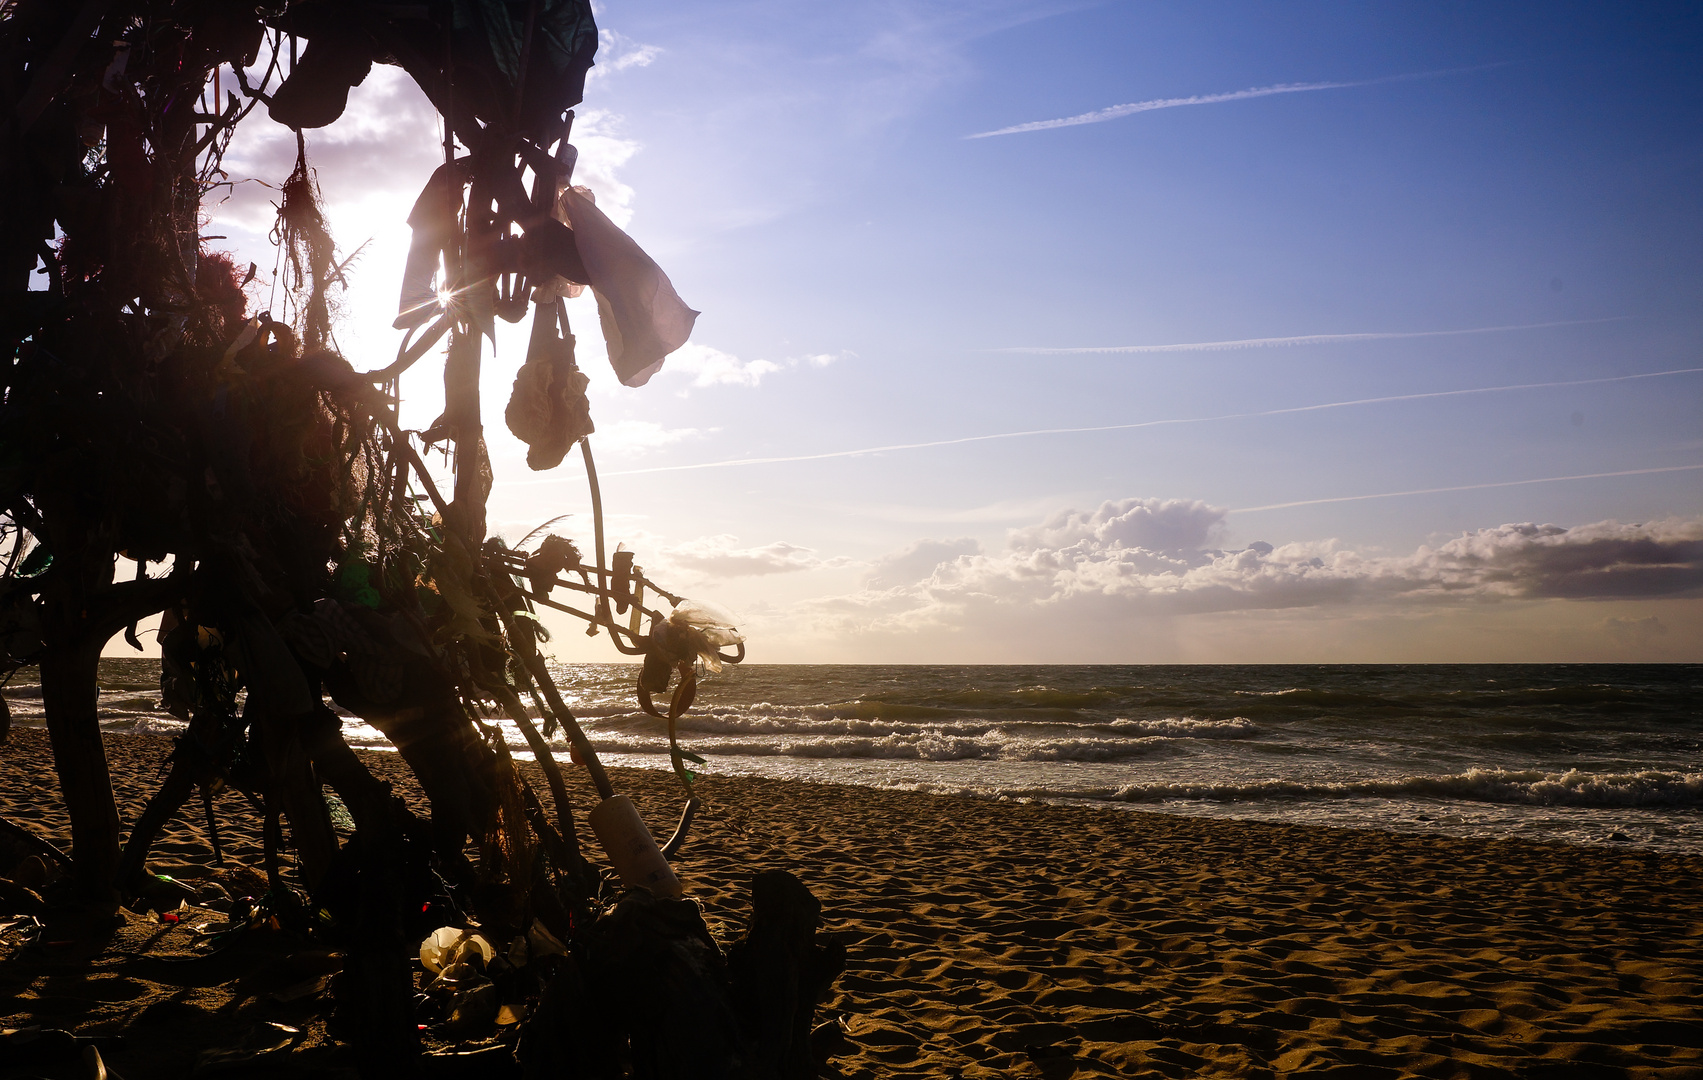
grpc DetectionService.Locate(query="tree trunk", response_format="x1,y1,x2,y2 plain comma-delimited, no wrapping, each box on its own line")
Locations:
39,633,120,896
113,753,196,891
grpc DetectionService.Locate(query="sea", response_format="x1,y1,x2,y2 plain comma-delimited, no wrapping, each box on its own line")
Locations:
5,661,1700,854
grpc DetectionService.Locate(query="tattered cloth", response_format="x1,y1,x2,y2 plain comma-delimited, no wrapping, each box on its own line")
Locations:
505,299,593,470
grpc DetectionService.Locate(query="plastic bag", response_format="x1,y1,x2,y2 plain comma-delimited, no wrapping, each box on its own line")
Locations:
419,926,496,976
556,185,698,387
670,600,743,671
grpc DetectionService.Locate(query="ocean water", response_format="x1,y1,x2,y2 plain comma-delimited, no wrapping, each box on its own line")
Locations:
5,661,1700,853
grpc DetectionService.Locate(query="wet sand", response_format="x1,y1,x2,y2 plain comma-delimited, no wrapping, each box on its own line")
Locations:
2,725,1701,1078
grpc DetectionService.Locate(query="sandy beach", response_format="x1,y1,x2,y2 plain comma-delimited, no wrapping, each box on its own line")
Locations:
2,725,1701,1078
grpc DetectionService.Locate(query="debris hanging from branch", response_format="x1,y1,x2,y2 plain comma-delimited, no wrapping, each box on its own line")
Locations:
0,2,840,1075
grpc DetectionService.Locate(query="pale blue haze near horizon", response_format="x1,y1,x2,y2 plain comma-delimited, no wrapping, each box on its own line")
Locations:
176,0,1702,663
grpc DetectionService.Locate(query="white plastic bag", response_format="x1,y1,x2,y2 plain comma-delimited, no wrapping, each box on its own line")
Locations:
668,599,744,671
557,186,698,387
419,926,496,976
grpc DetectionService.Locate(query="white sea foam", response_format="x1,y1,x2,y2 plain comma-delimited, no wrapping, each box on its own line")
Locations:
851,767,1703,811
7,659,1701,853
391,705,1259,764
1109,717,1259,738
564,728,1180,763
1088,767,1703,808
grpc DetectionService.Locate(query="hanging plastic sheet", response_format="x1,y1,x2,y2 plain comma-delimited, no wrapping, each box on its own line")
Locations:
395,160,472,331
556,186,698,387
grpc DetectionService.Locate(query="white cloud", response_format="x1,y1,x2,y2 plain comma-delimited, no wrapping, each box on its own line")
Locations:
662,535,850,578
786,501,1703,644
211,60,645,234
568,108,641,227
1400,519,1703,600
866,538,981,587
654,343,851,390
590,30,662,79
661,342,783,389
1011,497,1223,553
212,64,443,235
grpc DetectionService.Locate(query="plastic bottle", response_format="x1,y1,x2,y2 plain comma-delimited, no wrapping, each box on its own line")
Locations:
589,795,682,898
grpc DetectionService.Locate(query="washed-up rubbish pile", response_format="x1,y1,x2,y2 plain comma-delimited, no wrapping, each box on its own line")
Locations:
416,923,565,1033
0,2,841,1076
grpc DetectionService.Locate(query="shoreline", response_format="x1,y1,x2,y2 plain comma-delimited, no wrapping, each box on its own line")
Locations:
5,707,1698,858
4,700,1702,856
2,727,1702,1077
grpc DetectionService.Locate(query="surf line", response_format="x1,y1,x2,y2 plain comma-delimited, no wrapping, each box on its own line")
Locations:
1230,463,1703,513
574,366,1703,480
993,316,1629,355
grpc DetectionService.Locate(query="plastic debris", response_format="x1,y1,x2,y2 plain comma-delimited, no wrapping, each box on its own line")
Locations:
419,926,496,976
671,599,744,666
527,918,567,959
191,1023,299,1075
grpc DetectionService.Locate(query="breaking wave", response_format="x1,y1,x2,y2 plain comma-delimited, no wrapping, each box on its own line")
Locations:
1089,768,1703,809
559,709,1262,763
1111,717,1259,739
8,659,1702,851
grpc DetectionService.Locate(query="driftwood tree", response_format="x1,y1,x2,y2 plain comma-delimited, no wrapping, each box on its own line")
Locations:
0,2,841,1076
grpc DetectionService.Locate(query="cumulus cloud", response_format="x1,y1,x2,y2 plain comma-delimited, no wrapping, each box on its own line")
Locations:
1011,497,1223,553
662,343,783,389
792,500,1703,640
567,108,641,226
590,30,662,79
655,345,850,391
866,538,981,588
1402,520,1703,600
663,535,850,578
212,64,443,234
799,350,853,368
212,60,644,229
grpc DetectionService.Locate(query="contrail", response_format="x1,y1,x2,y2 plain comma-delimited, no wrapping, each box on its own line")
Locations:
965,64,1506,139
570,366,1703,480
996,317,1630,355
1231,464,1703,514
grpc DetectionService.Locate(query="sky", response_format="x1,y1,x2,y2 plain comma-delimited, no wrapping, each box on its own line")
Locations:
181,0,1702,663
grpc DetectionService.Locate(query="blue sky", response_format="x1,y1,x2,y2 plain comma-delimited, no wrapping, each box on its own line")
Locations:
193,0,1702,662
